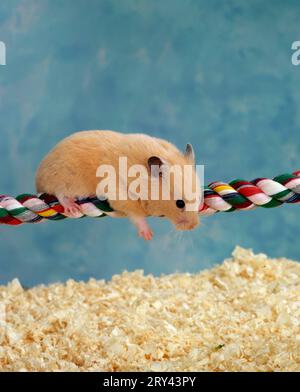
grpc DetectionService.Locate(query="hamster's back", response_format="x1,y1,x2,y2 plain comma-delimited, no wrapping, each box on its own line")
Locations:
36,130,185,198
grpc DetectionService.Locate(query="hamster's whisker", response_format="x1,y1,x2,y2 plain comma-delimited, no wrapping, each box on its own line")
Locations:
169,226,178,240
174,230,183,242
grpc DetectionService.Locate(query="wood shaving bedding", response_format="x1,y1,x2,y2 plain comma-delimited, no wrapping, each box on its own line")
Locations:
0,246,300,372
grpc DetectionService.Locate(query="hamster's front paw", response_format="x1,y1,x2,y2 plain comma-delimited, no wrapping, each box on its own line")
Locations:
139,227,153,241
131,216,153,241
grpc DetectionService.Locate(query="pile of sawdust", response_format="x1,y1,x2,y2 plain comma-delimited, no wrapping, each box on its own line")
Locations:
0,246,300,372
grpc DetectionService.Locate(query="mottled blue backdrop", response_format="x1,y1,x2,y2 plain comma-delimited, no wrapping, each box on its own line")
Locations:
0,0,300,286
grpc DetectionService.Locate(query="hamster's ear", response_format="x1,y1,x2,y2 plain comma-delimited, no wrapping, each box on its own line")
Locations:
148,156,165,177
184,143,195,164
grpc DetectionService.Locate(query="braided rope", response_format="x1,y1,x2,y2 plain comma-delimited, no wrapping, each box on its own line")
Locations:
1,171,300,225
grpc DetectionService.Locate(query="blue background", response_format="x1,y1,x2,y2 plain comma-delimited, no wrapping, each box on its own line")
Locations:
0,0,300,286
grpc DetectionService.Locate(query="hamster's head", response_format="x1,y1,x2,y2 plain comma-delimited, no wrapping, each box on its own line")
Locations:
142,144,201,231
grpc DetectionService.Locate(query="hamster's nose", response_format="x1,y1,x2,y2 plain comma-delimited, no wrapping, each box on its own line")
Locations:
176,217,199,231
187,220,199,230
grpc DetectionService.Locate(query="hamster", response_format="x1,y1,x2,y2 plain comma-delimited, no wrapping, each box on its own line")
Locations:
36,130,200,240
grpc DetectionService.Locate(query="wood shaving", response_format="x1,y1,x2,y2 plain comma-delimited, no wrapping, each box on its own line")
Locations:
1,246,300,371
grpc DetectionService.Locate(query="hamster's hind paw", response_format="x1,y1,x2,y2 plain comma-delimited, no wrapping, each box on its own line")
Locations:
58,196,83,218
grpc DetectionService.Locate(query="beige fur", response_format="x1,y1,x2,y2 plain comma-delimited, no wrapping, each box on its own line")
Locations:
36,130,200,237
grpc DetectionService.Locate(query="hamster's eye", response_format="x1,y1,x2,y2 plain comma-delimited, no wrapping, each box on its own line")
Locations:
176,200,185,209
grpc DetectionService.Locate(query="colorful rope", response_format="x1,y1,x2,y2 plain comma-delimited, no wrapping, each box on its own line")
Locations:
1,171,300,225
199,170,300,216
